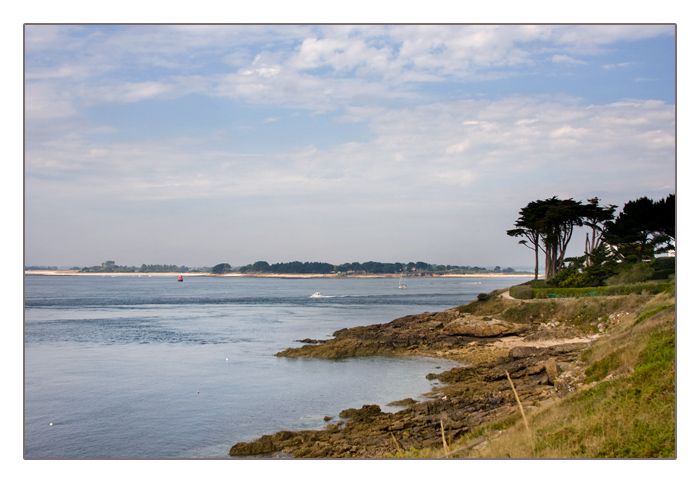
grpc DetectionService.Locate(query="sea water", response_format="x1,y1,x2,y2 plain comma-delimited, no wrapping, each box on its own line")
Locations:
24,275,530,458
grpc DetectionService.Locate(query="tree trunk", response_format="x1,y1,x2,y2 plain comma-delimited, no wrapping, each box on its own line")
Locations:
534,234,539,280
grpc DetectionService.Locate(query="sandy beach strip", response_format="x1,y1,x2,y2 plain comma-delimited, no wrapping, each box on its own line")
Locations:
24,270,208,277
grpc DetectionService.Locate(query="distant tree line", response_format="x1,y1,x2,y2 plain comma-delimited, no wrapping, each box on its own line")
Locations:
79,261,192,273
238,261,337,274
137,264,190,273
80,261,136,273
507,194,675,288
234,260,516,275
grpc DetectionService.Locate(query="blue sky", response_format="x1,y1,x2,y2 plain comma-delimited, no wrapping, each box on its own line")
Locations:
24,24,676,269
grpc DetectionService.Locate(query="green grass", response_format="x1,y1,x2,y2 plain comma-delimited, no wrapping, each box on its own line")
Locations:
395,291,675,459
473,324,675,458
589,329,675,457
584,352,621,382
633,304,675,326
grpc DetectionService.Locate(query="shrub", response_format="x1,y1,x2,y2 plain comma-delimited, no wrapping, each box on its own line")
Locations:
652,257,675,270
604,282,673,296
510,286,534,299
606,263,653,285
477,293,490,302
557,271,597,288
650,269,674,280
532,287,606,298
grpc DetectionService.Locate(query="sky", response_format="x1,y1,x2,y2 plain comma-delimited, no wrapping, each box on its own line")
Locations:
23,23,677,270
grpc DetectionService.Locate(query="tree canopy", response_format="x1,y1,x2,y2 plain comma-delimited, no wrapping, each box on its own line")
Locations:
507,197,585,279
211,263,232,274
507,193,674,281
604,195,675,262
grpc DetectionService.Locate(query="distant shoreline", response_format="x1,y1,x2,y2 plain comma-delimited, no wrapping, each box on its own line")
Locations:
24,270,533,279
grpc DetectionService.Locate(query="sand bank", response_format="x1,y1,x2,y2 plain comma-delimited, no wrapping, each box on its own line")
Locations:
24,270,209,277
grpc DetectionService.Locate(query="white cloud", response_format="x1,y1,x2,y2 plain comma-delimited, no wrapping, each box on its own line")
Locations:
603,61,635,69
23,24,675,118
551,54,586,65
22,25,676,267
25,95,674,208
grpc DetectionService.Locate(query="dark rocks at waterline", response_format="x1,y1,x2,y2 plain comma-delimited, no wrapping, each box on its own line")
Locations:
230,340,591,458
387,398,418,407
232,300,602,458
275,310,531,360
229,393,516,458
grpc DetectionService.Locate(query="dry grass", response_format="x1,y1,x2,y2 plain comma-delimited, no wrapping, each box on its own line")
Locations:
392,291,676,459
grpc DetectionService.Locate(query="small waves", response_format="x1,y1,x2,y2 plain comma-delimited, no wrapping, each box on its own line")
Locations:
24,316,245,346
25,293,467,308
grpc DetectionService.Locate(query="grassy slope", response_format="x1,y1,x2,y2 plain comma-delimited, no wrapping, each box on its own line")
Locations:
395,290,676,458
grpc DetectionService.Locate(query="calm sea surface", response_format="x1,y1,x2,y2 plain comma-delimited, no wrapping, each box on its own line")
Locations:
24,275,530,458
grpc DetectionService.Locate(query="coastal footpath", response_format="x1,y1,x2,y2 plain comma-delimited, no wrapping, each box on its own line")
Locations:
229,286,675,458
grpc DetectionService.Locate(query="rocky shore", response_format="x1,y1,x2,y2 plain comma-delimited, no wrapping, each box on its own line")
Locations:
228,288,638,458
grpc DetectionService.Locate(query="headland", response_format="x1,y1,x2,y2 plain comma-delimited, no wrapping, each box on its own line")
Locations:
229,285,676,458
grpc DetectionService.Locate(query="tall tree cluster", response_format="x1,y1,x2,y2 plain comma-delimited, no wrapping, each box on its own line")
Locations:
508,194,674,281
604,195,675,262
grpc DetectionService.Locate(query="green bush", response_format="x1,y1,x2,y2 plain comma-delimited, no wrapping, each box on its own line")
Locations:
533,287,606,298
477,293,490,301
650,269,675,280
604,281,673,296
530,280,674,299
510,286,534,299
606,263,654,285
652,257,675,270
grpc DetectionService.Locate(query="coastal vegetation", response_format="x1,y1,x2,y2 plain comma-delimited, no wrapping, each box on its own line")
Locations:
396,289,675,458
235,260,520,275
211,263,232,274
75,261,194,273
507,194,674,283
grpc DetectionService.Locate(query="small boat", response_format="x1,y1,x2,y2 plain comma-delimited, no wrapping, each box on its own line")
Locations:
398,272,407,289
177,274,183,282
310,292,324,298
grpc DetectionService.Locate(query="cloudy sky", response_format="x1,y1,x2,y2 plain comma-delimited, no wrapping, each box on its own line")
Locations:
24,24,676,269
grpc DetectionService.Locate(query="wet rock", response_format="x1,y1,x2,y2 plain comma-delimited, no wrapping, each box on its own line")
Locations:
339,404,383,422
387,398,418,407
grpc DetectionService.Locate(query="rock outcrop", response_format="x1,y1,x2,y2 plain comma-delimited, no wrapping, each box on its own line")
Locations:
442,316,528,337
231,298,605,458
